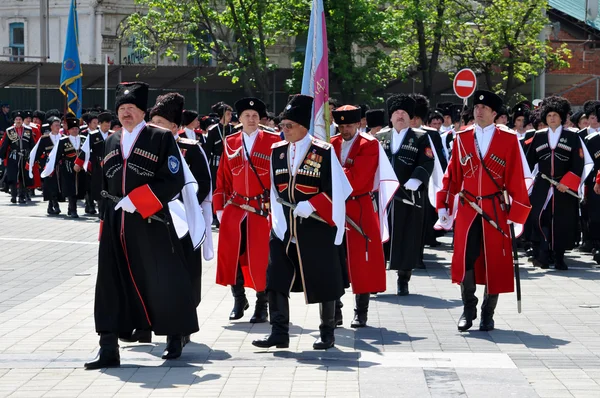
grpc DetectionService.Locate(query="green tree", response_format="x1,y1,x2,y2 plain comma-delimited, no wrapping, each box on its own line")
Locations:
445,0,571,100
383,0,464,99
122,0,292,96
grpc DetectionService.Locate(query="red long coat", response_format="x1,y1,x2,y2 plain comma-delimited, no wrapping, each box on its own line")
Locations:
436,126,531,294
332,133,386,294
213,130,280,291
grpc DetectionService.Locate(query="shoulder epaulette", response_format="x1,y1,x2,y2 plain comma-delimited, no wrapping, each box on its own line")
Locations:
312,137,332,150
359,132,376,141
146,123,170,132
497,124,516,134
6,126,14,132
178,137,199,146
456,126,475,134
271,140,289,149
536,128,549,133
23,125,32,131
585,131,600,141
566,127,579,133
261,129,280,137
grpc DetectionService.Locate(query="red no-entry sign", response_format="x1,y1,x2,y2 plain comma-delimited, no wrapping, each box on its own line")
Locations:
453,69,477,99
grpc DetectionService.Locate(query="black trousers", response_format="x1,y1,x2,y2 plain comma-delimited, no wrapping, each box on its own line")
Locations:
465,216,483,272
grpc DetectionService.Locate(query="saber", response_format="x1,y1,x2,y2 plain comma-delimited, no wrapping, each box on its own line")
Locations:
540,174,580,199
276,197,370,240
101,190,167,224
458,192,509,238
225,198,268,218
503,190,522,314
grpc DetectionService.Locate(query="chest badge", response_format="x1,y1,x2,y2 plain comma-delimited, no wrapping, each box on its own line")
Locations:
279,152,285,160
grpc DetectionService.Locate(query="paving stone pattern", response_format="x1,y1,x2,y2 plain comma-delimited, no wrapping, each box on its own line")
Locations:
1,194,600,397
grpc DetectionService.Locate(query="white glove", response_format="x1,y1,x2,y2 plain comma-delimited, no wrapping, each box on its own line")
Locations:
115,195,136,214
293,201,314,219
216,210,223,223
437,208,453,230
404,178,422,191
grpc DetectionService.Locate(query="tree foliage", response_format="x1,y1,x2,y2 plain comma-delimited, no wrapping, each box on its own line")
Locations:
122,0,571,104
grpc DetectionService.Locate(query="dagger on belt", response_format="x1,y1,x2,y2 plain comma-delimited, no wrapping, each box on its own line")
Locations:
101,190,168,224
394,185,422,208
540,174,581,199
458,192,509,238
225,197,269,218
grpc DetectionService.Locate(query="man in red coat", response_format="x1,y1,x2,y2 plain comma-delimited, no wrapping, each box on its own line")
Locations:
331,105,398,328
213,97,280,323
437,90,531,332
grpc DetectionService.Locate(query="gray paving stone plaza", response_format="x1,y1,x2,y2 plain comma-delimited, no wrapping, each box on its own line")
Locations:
1,194,600,397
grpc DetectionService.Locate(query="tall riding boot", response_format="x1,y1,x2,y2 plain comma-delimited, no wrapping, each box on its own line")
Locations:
85,194,97,215
554,250,568,270
479,289,499,331
397,270,412,296
334,298,343,327
119,328,152,343
9,184,17,203
458,269,478,332
84,333,120,369
532,238,550,269
229,278,249,320
313,301,336,350
53,199,61,214
350,294,370,328
47,200,57,215
250,291,268,323
162,335,184,359
17,186,26,204
252,291,290,348
68,196,79,218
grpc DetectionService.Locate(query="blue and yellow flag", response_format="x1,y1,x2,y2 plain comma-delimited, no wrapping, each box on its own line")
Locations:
60,0,82,118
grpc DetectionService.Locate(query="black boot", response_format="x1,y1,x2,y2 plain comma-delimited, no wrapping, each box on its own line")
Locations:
229,282,249,321
162,335,184,359
17,187,26,204
47,201,58,215
67,197,79,218
252,291,290,348
53,200,62,214
594,249,600,265
579,240,594,253
396,270,411,296
458,270,478,332
249,291,268,323
532,240,550,269
9,184,17,204
554,251,568,270
84,333,120,369
85,194,97,215
479,290,499,331
350,294,370,328
119,329,152,343
334,299,343,327
313,301,336,350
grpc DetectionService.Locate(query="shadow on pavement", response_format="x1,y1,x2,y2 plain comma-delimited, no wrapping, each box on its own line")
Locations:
104,364,222,389
372,293,462,309
270,350,380,370
465,329,570,349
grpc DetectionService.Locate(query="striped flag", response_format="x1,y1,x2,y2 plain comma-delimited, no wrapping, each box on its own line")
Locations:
301,0,329,141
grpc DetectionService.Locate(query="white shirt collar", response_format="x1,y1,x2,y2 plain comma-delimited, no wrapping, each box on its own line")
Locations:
475,123,496,134
67,135,81,150
341,131,360,164
391,127,409,153
122,120,146,159
184,127,196,140
289,133,313,175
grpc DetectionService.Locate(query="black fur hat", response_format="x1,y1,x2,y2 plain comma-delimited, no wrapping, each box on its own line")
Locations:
583,100,600,117
65,116,80,130
358,104,370,119
366,109,385,128
410,94,429,121
115,81,149,113
473,90,503,114
570,110,586,126
235,97,267,119
182,110,199,126
279,94,313,130
32,110,46,122
540,96,571,124
386,94,416,119
45,109,60,119
211,101,233,118
97,112,112,124
436,102,453,117
150,92,185,126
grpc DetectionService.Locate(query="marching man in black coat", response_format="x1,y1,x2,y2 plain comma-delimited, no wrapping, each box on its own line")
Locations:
376,94,435,295
252,95,352,350
29,116,63,214
526,96,593,270
84,82,199,369
0,110,35,204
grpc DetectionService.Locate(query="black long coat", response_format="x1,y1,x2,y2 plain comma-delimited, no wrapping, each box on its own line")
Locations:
377,127,434,271
0,126,34,186
95,124,199,336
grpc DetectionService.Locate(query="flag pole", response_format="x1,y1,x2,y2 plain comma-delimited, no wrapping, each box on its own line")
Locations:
104,54,108,109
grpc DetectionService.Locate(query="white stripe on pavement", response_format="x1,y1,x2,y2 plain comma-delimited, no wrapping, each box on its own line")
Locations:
0,237,97,245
